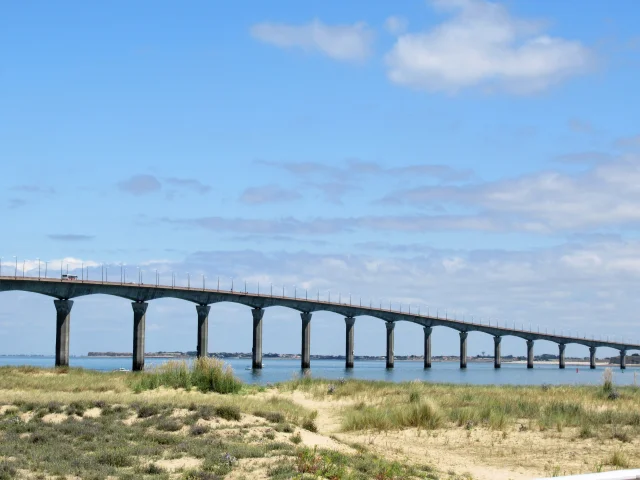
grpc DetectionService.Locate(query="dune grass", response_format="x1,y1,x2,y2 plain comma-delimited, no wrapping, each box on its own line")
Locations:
131,358,242,394
2,364,640,476
280,372,640,438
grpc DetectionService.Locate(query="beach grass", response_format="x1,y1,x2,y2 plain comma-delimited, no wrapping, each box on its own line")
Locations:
1,364,639,477
280,370,640,437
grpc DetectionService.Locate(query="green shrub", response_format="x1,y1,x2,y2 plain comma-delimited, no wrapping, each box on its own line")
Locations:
46,401,64,413
140,463,166,474
136,404,161,418
214,405,241,421
275,423,294,433
65,401,86,416
132,358,241,394
156,418,183,432
302,418,318,433
190,424,210,436
253,410,285,423
96,449,134,467
0,461,17,480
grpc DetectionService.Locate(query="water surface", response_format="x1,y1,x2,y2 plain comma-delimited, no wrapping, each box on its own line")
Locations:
1,356,637,386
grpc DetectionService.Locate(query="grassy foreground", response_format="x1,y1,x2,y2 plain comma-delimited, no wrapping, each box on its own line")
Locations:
0,364,443,480
0,363,639,479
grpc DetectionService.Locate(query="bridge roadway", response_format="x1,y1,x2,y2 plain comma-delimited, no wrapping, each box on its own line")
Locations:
1,276,638,371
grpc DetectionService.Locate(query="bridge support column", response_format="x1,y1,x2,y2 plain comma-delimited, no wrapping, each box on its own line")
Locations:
54,299,73,367
558,344,566,369
459,331,468,369
196,305,210,358
301,312,312,369
252,308,264,369
345,317,355,369
132,302,148,371
620,350,627,370
589,346,597,370
526,340,534,369
386,322,395,369
424,327,432,369
493,336,501,369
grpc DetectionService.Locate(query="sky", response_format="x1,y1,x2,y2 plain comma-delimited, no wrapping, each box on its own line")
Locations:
1,0,640,360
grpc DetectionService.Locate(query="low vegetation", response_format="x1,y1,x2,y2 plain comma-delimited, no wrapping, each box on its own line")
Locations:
281,370,640,439
132,358,242,394
0,364,639,478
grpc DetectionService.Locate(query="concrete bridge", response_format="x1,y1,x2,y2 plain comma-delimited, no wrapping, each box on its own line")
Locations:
1,276,638,371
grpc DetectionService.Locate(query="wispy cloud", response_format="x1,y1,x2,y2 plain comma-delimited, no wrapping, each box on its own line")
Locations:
117,175,212,196
256,159,472,203
8,199,27,209
615,134,640,149
239,185,302,205
165,177,211,194
250,19,374,62
257,159,472,182
384,16,408,35
11,185,56,195
117,175,162,196
48,234,95,242
381,154,640,231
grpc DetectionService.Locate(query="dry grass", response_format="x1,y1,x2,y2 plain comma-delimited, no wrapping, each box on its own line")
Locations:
281,376,640,437
3,366,640,478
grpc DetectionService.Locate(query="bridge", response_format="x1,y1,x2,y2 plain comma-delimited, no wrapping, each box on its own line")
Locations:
1,275,638,371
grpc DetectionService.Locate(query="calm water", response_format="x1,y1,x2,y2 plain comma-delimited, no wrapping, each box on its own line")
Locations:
1,356,637,386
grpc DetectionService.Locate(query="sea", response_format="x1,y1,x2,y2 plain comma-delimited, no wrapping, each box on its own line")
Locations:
1,356,637,386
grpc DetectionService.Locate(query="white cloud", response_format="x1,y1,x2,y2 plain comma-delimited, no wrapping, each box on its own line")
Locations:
385,0,593,94
250,19,374,62
384,16,408,35
382,154,640,232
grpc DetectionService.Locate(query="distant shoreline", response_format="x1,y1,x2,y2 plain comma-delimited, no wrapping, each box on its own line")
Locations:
1,354,637,366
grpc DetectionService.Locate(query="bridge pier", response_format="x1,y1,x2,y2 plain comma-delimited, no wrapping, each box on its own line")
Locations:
620,350,627,370
558,344,566,369
459,331,468,369
132,302,148,371
301,312,312,369
196,305,210,358
589,346,597,369
252,308,264,369
493,336,501,369
345,316,355,369
526,340,534,369
424,327,432,369
386,322,395,369
54,299,73,367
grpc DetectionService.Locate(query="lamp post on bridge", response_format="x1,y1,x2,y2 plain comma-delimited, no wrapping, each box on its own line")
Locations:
14,256,17,278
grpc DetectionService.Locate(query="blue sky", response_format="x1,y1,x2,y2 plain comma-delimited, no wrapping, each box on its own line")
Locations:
1,0,640,360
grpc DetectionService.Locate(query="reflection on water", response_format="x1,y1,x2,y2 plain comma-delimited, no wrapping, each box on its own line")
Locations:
1,356,637,386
